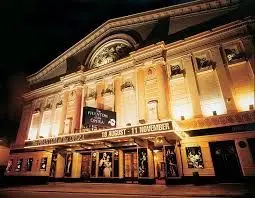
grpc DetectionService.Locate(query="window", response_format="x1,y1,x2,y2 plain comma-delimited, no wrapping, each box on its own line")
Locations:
40,157,48,171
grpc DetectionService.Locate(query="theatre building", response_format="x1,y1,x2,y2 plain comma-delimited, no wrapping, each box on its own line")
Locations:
6,0,255,184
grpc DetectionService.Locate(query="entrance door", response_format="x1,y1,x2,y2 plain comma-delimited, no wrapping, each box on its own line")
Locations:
80,154,91,179
124,151,138,182
210,141,243,182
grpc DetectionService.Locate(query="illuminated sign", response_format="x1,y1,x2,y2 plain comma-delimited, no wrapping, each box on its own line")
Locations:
83,107,116,128
25,121,173,147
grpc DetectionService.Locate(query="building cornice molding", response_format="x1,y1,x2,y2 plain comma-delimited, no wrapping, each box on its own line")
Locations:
26,0,240,85
165,18,255,59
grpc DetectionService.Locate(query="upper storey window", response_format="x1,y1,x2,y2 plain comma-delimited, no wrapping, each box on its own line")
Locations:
89,39,133,69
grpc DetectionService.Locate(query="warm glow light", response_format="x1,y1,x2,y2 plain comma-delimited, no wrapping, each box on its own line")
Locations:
172,103,193,121
236,92,255,112
28,127,37,140
200,98,227,117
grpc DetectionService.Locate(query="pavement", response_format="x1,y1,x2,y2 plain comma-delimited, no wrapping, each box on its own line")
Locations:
1,182,255,197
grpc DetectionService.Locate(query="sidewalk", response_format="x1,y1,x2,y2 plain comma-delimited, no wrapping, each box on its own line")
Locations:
1,182,255,197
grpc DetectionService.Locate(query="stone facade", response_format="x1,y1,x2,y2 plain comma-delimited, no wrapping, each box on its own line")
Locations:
6,0,255,184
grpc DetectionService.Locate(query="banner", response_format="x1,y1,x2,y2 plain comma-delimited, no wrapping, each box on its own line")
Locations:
25,121,173,147
138,148,148,178
164,146,178,177
15,159,23,172
186,146,204,169
83,107,116,129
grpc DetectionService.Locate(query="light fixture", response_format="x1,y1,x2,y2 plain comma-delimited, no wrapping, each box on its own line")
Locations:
181,116,185,120
213,111,217,116
249,104,254,111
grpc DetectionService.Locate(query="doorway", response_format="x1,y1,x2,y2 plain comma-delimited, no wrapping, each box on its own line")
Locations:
209,141,243,182
80,154,91,180
124,151,138,183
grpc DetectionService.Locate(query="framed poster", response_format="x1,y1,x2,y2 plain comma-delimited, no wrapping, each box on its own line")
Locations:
6,159,13,172
164,145,179,177
15,159,23,172
26,158,33,171
138,148,148,177
50,153,57,177
186,146,204,169
40,157,48,171
64,153,73,177
98,152,112,177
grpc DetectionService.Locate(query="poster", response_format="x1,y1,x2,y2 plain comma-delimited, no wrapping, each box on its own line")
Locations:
15,159,23,172
26,158,33,171
164,146,179,177
186,147,204,169
98,152,112,177
138,148,148,177
40,157,48,171
50,153,57,177
64,153,73,177
6,159,13,172
83,107,116,129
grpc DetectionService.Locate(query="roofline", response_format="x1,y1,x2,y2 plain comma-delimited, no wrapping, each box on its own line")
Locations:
26,0,240,84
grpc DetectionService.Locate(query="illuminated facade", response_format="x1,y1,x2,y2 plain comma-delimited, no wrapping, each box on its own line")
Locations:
6,0,255,184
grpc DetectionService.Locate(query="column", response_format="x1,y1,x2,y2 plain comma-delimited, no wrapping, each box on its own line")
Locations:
147,149,155,179
118,149,124,178
72,87,83,132
137,68,146,122
59,90,69,135
183,55,203,118
55,154,65,178
71,152,82,178
156,63,170,120
114,75,122,127
211,46,237,113
96,81,104,109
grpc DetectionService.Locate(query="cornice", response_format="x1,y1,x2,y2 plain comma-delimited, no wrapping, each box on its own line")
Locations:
165,18,255,59
26,0,240,85
23,81,63,102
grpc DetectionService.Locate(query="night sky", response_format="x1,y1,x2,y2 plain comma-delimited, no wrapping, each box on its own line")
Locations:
1,0,191,141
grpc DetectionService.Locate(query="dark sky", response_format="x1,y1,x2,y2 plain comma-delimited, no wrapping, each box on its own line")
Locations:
0,0,191,140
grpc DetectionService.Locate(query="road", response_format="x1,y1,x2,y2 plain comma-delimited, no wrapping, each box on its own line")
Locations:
0,182,254,198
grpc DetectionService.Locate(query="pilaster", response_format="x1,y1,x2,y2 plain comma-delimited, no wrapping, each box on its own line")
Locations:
182,55,202,118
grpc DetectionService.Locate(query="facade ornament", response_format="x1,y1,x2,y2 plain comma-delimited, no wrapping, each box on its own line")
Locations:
121,81,135,91
224,48,247,64
91,42,131,69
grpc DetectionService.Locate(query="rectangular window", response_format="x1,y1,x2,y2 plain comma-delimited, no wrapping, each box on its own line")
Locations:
28,113,40,140
39,111,52,138
15,159,23,172
26,158,33,171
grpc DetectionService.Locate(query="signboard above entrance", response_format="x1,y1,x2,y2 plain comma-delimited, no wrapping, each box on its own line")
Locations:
83,107,116,129
24,121,173,148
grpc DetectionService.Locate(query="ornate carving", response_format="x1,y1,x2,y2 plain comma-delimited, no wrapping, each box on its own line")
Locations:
91,43,131,68
121,81,134,91
224,48,247,64
195,57,216,70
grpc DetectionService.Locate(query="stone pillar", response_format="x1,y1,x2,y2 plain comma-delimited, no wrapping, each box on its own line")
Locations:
72,87,83,133
183,55,202,118
147,149,155,179
96,81,104,109
114,76,122,127
71,152,82,178
156,63,170,120
137,68,146,122
211,47,237,113
118,149,124,178
55,154,65,178
59,90,69,135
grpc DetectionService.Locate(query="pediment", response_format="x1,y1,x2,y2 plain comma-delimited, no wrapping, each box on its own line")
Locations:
26,0,240,86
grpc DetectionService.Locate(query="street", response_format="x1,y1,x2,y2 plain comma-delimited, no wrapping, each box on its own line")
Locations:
1,182,255,198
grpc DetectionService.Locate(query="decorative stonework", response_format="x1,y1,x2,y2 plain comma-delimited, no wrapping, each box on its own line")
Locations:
90,41,132,69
